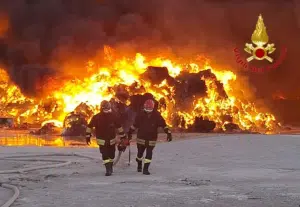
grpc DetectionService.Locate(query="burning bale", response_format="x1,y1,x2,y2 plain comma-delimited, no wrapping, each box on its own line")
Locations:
175,72,207,109
57,103,93,137
188,117,216,133
114,84,130,102
141,66,175,86
30,121,62,135
176,69,227,101
223,123,240,132
73,103,94,120
0,117,13,128
61,112,87,136
12,122,32,130
108,84,130,103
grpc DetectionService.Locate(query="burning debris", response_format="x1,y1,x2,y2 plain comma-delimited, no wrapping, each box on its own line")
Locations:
223,123,240,132
30,121,62,135
0,117,13,128
187,117,216,133
61,112,87,136
141,66,175,86
0,52,280,134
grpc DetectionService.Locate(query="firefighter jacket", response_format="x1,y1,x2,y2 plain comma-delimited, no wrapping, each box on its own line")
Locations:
86,112,124,146
132,110,169,141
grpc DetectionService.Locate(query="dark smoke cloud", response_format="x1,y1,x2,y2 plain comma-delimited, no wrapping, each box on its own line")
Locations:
0,0,299,104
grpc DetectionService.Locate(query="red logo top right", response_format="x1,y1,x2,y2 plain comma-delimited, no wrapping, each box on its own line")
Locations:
234,14,287,73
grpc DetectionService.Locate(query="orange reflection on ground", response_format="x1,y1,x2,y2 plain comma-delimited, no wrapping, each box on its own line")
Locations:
0,135,98,147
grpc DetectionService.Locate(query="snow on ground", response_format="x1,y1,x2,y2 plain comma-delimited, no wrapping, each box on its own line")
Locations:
1,134,300,207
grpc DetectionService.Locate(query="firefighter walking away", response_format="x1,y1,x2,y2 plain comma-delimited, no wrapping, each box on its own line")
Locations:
128,99,172,175
86,100,128,176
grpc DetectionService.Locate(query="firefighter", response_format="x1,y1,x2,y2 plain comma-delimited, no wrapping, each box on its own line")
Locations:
86,100,127,176
127,99,172,175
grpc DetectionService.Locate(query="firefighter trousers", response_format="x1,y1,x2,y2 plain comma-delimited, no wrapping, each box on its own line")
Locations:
99,144,116,164
136,143,155,163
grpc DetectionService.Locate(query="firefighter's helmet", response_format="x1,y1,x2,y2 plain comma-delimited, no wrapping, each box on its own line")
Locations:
101,100,112,113
144,99,155,113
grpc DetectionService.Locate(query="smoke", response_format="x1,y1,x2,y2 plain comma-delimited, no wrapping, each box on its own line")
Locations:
0,0,299,103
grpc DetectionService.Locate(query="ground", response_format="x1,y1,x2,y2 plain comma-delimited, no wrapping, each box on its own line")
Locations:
1,134,300,207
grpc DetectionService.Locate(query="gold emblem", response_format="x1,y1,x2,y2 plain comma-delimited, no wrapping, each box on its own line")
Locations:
244,14,275,62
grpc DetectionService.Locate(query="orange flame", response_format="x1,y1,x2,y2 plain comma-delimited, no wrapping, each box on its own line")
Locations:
0,48,280,133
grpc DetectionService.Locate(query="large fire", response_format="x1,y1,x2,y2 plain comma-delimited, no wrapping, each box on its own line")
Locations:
0,47,280,133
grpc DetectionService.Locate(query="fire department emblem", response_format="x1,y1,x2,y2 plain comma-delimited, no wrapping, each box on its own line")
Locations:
244,14,275,63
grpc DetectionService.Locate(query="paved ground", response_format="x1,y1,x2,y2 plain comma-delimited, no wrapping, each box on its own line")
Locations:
1,134,300,207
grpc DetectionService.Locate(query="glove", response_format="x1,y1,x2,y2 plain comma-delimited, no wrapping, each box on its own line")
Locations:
118,136,129,152
167,133,172,142
86,136,91,145
118,139,128,152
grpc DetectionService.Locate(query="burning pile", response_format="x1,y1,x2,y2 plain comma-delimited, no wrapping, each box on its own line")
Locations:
0,49,280,134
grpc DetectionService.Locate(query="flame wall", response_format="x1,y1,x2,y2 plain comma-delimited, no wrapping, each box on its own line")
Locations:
0,0,299,123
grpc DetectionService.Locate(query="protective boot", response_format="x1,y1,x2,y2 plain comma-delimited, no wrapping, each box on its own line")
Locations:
105,163,112,176
109,162,114,173
136,158,142,172
143,163,150,175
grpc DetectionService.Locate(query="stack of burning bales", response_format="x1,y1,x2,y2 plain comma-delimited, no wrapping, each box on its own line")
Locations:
60,103,91,136
50,66,243,136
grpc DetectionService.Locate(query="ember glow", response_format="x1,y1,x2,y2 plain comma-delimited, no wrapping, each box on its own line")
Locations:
0,47,280,133
0,13,8,37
